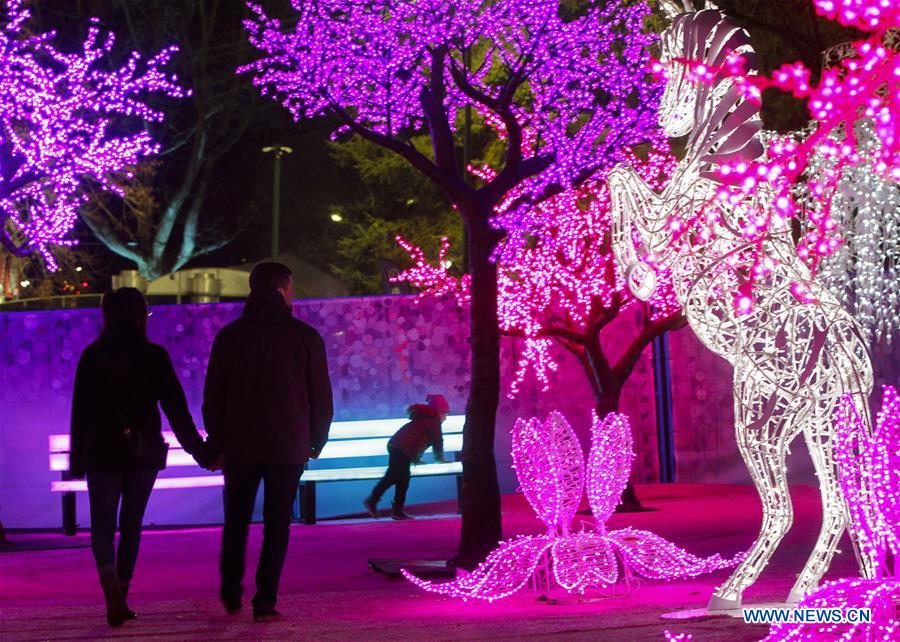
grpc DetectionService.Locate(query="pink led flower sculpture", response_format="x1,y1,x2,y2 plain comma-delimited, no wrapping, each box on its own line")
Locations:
402,411,741,601
0,0,187,268
762,385,900,641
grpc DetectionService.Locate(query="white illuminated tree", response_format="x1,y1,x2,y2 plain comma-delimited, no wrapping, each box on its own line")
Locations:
805,123,900,346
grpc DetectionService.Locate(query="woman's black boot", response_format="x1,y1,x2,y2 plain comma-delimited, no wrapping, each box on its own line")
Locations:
98,567,128,626
119,581,137,620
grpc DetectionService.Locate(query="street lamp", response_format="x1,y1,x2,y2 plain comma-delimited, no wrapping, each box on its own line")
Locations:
262,144,293,260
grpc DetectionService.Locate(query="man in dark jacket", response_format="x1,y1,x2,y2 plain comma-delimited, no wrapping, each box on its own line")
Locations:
203,262,333,622
363,394,449,520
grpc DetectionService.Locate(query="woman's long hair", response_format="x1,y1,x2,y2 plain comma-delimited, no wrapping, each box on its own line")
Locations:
101,287,149,343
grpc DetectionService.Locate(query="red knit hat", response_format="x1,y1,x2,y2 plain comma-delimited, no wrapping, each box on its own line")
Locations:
426,393,450,416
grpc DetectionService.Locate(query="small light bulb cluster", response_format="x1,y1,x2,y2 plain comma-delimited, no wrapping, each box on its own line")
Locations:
389,235,471,305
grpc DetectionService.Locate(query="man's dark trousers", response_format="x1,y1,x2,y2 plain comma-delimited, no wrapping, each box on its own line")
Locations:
220,463,303,610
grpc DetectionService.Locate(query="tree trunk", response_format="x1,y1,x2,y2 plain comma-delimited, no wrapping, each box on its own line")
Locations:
584,339,643,511
453,215,503,568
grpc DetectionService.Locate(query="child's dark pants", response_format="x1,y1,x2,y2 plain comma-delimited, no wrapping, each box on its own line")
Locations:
371,446,412,505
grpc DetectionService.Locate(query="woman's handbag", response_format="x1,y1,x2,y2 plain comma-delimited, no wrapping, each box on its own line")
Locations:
118,407,169,470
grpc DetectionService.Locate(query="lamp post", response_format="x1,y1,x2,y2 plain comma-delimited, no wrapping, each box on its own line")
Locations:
462,47,472,270
262,144,293,260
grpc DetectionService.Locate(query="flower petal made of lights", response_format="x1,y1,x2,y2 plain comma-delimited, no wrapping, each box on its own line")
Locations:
511,412,585,532
586,411,634,523
401,535,552,602
605,527,743,581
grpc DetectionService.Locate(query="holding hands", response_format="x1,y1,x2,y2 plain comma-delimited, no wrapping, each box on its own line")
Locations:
194,439,223,472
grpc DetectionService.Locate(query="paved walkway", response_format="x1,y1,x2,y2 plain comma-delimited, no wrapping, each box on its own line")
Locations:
0,484,861,641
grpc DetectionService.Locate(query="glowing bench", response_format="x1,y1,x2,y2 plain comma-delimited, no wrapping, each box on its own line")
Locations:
49,415,464,530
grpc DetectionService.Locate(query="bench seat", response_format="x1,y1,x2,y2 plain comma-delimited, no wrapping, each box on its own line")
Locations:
49,415,465,531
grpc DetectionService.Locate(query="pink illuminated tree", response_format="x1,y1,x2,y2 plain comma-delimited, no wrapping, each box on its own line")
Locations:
392,110,682,486
0,0,187,269
493,144,683,413
394,111,683,408
394,141,683,503
241,0,662,563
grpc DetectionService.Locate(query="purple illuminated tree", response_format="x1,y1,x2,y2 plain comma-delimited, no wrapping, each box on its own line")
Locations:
0,0,187,269
242,0,661,564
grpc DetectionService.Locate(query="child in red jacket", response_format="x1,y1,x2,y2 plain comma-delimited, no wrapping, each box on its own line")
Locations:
363,394,450,520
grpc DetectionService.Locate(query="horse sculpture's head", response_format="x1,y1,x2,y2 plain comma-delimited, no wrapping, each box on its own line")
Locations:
657,5,764,167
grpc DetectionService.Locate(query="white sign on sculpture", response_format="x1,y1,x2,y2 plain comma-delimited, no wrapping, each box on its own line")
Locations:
608,4,876,611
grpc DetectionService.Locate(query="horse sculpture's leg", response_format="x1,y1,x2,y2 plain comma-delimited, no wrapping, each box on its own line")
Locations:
790,388,876,602
709,381,799,611
789,421,848,603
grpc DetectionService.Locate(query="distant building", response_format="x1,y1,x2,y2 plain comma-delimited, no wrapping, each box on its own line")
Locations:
115,253,349,303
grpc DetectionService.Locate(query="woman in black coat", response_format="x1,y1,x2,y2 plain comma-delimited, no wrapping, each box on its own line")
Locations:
70,288,215,626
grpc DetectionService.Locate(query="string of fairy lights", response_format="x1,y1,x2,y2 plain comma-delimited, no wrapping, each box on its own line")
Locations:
803,124,900,347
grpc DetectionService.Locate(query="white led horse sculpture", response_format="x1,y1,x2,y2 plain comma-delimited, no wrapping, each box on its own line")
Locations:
608,4,875,611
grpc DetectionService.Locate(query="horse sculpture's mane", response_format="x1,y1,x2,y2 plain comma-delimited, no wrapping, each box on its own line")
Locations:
661,9,764,175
